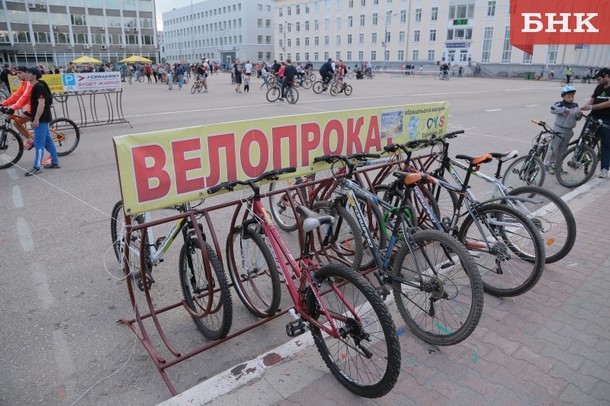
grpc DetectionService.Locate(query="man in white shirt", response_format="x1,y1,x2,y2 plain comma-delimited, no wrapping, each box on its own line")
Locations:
244,61,253,76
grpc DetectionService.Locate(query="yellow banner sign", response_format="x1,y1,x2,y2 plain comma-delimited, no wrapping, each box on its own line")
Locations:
113,102,449,214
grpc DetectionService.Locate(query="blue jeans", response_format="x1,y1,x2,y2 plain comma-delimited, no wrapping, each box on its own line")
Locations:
595,115,610,171
33,121,59,169
177,74,184,89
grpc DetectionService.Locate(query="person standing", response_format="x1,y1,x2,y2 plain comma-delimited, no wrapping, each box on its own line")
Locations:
166,65,173,90
176,63,185,90
564,66,572,85
544,86,582,173
260,63,270,89
280,58,296,101
23,67,59,176
233,59,243,93
581,68,610,178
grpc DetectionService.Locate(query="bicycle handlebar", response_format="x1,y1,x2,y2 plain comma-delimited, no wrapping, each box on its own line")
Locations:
207,167,297,194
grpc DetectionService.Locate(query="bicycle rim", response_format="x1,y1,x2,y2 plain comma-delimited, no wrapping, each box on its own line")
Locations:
0,128,24,169
458,204,545,297
179,240,233,340
51,118,80,156
556,145,597,188
268,179,304,232
307,263,401,398
392,229,484,345
503,155,545,189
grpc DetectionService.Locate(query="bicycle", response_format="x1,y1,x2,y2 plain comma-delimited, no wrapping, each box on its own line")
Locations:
329,78,353,97
312,75,337,94
405,130,575,264
0,107,80,169
190,77,204,94
110,200,233,340
439,71,450,81
502,120,562,189
311,154,484,346
211,168,401,398
555,114,609,188
266,82,299,104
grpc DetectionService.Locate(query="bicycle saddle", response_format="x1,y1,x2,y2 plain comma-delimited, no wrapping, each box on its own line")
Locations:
295,205,335,232
455,153,493,166
489,150,519,162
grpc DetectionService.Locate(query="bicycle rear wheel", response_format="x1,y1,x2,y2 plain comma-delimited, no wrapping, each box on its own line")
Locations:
226,225,281,318
190,82,199,94
508,186,576,264
286,87,299,104
50,118,80,156
307,263,401,398
0,128,24,169
312,81,325,94
458,203,545,297
392,229,484,346
503,155,545,189
556,144,598,188
179,239,233,340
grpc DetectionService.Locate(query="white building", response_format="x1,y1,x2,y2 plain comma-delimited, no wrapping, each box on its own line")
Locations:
271,0,610,74
162,0,275,66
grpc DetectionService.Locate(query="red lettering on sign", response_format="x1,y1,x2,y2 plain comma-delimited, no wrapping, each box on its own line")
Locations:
132,144,170,203
301,122,321,166
241,129,269,177
172,138,205,195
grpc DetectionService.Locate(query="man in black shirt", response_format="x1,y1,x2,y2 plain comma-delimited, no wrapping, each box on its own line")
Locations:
581,68,610,178
319,58,334,88
280,58,297,101
23,67,60,176
0,63,11,91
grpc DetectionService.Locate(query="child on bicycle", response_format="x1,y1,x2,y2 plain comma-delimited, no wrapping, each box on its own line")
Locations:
544,85,582,173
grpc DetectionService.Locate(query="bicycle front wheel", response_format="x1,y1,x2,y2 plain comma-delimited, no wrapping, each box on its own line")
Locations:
508,186,576,264
307,263,401,398
392,229,484,346
190,82,199,94
268,178,308,232
265,86,280,102
458,203,545,297
343,84,353,96
179,239,233,340
50,118,80,156
556,144,598,188
503,155,545,189
226,225,281,318
286,87,299,104
0,128,24,169
312,81,325,94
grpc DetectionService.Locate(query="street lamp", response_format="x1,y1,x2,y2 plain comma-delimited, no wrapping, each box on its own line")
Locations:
383,12,398,71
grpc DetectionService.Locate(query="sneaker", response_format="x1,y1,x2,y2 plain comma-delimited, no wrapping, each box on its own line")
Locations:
25,167,41,177
278,98,284,101
42,156,52,166
544,164,555,175
24,140,34,150
44,162,60,169
599,169,608,178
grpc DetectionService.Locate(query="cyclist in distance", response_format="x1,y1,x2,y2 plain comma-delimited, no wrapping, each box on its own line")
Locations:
319,58,335,89
581,68,610,178
544,85,582,174
440,62,450,79
280,58,297,102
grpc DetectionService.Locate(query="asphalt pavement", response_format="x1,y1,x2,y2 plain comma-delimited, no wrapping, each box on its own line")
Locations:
1,72,607,405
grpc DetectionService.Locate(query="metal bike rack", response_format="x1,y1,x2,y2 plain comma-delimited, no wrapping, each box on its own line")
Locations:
52,89,132,129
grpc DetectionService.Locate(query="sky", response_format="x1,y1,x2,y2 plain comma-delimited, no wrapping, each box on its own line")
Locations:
155,0,198,31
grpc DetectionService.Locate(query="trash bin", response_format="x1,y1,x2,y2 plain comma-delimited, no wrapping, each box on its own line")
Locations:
524,72,534,80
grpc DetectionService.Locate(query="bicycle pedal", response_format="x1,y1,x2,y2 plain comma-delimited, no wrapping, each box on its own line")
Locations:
376,285,391,300
285,319,307,337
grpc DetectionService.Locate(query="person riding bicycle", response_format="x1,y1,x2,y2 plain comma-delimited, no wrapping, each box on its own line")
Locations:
544,85,582,174
581,68,610,178
280,58,297,102
440,63,450,79
319,58,334,89
1,66,31,116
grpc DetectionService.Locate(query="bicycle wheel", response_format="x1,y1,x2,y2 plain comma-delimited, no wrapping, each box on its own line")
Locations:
311,201,363,271
343,84,353,96
0,128,24,169
50,118,80,156
301,77,312,89
329,83,339,96
392,229,484,346
226,225,281,318
110,200,152,290
179,239,233,340
268,178,308,232
349,193,387,270
555,144,598,188
503,155,545,189
190,82,199,94
457,203,545,297
427,177,459,225
265,87,280,102
312,81,325,94
374,184,418,228
307,263,401,398
508,186,576,264
286,87,299,104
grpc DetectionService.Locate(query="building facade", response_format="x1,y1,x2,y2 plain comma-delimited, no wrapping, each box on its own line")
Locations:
0,0,158,67
271,0,610,72
161,0,275,66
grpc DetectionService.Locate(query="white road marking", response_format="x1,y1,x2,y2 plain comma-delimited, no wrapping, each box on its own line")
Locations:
485,109,502,112
12,185,23,208
525,104,540,107
16,217,34,252
31,261,54,309
8,167,18,180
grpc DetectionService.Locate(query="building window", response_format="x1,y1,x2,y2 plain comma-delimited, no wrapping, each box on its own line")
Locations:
398,50,404,60
487,1,496,17
336,35,341,45
413,30,420,42
305,37,310,45
415,8,422,22
315,36,319,45
372,13,378,25
412,50,419,61
548,45,558,64
399,31,405,42
305,21,310,31
427,50,435,61
347,51,352,60
522,51,532,64
372,33,377,43
371,51,377,61
431,7,438,21
501,26,511,63
336,17,341,29
324,36,329,45
358,50,364,60
359,33,365,43
400,10,407,23
481,27,493,63
360,14,365,26
347,34,353,44
429,29,436,41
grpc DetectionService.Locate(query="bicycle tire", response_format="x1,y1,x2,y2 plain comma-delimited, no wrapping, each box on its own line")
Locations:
307,263,401,398
0,128,24,169
508,186,576,264
427,176,459,226
179,239,233,340
503,155,546,189
312,81,325,94
50,118,80,156
350,193,387,270
457,203,545,297
265,87,280,102
344,84,353,96
110,200,152,289
286,87,299,104
555,144,598,188
301,77,312,89
268,178,308,232
190,82,199,94
392,229,484,345
225,225,281,318
329,83,339,96
311,201,363,271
